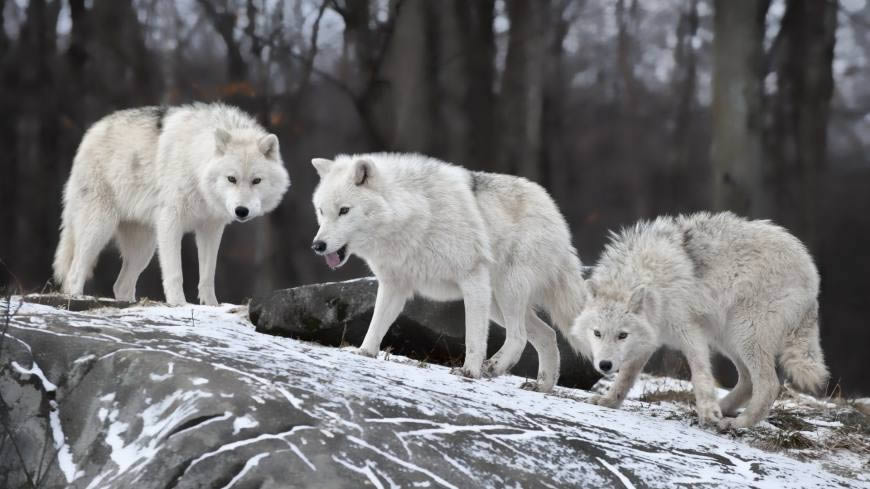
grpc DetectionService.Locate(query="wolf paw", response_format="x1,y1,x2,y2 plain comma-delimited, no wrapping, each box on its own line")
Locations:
165,291,187,306
481,358,504,378
588,395,621,409
695,401,723,425
717,416,751,431
520,373,556,392
198,289,218,306
450,366,481,379
519,380,553,393
348,347,377,358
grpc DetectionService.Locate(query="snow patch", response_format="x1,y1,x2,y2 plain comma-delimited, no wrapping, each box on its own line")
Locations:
232,415,259,435
149,362,174,381
11,360,57,392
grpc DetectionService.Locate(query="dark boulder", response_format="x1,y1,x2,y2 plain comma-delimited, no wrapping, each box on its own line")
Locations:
249,278,601,389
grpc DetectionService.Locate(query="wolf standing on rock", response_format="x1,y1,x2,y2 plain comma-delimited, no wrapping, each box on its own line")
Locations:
310,153,588,392
53,103,290,305
572,212,828,429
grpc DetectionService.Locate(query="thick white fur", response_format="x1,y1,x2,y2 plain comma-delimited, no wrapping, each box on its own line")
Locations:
311,153,588,391
53,103,290,305
572,212,828,429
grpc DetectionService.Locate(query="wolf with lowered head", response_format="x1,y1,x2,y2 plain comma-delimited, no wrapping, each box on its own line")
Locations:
572,212,828,429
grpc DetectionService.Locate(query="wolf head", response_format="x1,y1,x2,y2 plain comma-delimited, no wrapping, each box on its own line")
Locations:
201,128,290,223
310,156,390,269
571,282,659,375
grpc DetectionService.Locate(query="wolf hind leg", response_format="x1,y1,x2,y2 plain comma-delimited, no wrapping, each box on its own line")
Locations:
520,309,559,393
453,266,491,379
482,288,528,378
718,311,782,430
719,354,753,417
64,203,118,296
113,222,156,302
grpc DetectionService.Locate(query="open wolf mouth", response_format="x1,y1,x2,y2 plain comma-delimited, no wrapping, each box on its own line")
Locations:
325,245,347,269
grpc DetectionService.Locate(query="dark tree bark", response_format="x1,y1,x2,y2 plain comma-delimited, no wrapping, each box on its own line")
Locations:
326,0,404,149
663,0,699,212
460,1,496,169
541,0,575,194
428,0,495,166
710,0,770,216
385,0,436,153
498,0,550,179
197,0,248,81
765,0,837,250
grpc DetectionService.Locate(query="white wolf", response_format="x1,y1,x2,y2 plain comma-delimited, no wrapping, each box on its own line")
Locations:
572,212,828,429
310,153,588,391
53,103,290,305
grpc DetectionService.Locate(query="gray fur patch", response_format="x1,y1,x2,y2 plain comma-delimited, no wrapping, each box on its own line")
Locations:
470,172,492,194
681,228,705,278
154,106,168,132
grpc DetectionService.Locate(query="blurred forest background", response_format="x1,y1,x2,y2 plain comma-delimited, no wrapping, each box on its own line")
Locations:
0,0,868,395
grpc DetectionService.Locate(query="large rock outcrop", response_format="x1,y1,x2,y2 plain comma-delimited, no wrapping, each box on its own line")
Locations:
0,296,860,488
249,278,601,389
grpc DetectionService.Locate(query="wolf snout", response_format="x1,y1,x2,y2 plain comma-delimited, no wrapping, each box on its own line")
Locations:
235,206,249,219
598,360,613,373
312,240,327,254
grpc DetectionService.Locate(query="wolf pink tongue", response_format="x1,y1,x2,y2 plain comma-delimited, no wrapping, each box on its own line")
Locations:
325,252,341,268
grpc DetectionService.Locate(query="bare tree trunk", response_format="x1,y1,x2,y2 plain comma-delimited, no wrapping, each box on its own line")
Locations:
428,1,495,166
663,0,699,211
541,0,574,194
383,0,434,152
710,0,769,216
498,0,550,179
197,0,248,82
460,1,496,169
766,0,837,250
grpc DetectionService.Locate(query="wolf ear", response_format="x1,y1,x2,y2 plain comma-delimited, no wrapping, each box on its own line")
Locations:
353,159,374,186
311,158,334,177
587,279,598,298
628,286,648,315
258,134,279,160
215,128,232,156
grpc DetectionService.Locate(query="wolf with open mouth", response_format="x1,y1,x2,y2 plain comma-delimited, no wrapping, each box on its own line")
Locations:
309,152,589,392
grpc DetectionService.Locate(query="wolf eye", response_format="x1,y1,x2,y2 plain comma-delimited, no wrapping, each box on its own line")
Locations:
339,207,350,216
252,177,262,185
593,330,601,338
227,176,237,184
618,332,628,340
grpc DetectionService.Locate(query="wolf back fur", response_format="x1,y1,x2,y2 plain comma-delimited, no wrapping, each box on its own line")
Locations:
572,212,828,429
311,153,588,391
53,103,290,305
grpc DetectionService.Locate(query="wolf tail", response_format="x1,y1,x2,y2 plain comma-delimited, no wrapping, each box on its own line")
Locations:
780,301,829,393
52,201,74,287
543,251,591,359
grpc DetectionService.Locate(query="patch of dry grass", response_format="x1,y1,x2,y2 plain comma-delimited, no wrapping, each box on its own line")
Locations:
639,389,695,405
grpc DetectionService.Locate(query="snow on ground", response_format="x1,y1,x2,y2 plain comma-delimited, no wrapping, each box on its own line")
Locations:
2,297,868,488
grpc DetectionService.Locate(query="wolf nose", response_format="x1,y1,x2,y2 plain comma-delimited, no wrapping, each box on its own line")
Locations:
599,360,612,372
235,206,249,218
312,240,326,253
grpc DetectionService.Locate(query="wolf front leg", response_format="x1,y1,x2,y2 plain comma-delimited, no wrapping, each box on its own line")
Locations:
589,347,654,409
682,332,723,425
455,266,492,379
195,221,225,306
156,210,187,305
357,279,409,357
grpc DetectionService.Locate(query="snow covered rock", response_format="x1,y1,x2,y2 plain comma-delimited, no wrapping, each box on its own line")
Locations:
0,297,864,488
249,277,600,389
